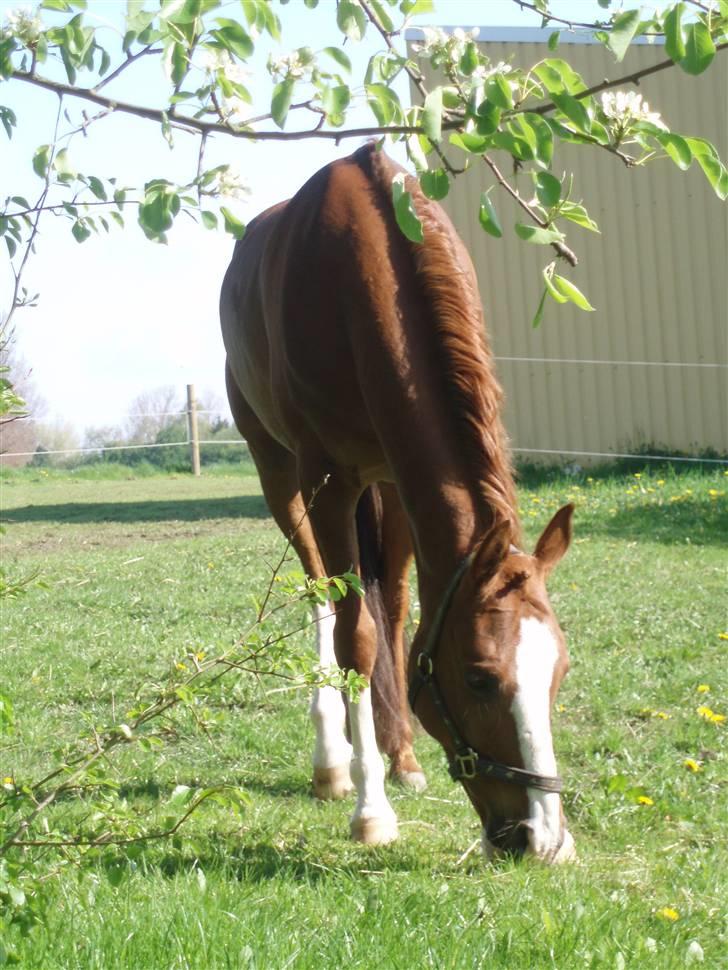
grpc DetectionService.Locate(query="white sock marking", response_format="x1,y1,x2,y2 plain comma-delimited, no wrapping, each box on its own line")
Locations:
510,616,568,860
310,603,351,770
348,685,398,831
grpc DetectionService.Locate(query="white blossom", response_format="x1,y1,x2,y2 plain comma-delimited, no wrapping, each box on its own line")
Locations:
214,166,249,200
197,48,249,86
601,90,666,129
267,50,308,81
3,6,41,45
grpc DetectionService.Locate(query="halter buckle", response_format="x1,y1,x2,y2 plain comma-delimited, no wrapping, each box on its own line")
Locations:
416,653,433,678
452,749,477,780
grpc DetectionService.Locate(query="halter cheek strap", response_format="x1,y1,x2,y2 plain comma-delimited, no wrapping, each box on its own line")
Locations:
408,550,564,796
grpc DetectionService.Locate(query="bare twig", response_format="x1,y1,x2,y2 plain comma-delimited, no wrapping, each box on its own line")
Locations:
94,45,163,92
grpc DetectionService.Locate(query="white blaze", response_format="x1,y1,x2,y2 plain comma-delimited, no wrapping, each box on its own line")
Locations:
510,616,572,861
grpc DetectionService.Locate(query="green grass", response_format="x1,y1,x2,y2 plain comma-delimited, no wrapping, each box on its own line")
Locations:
1,464,727,969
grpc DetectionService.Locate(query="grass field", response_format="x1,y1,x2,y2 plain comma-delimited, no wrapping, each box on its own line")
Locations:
1,462,726,969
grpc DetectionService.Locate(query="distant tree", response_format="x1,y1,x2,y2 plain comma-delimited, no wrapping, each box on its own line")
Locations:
0,336,46,466
124,385,182,445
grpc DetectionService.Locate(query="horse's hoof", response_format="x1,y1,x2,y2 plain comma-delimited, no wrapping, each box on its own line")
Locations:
350,815,399,845
392,769,427,793
312,764,353,800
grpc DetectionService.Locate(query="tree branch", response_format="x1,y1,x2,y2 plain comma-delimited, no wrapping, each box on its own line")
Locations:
483,153,578,266
523,42,728,117
11,69,423,142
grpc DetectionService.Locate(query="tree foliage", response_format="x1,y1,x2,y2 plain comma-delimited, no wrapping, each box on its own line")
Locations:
0,0,726,324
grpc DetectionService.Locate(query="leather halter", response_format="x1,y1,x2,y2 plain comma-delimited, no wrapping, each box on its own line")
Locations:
407,549,563,795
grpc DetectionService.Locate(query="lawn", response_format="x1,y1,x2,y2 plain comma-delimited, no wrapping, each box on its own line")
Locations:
1,462,726,969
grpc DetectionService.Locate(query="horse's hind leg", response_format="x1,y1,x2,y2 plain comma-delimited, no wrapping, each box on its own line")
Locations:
225,365,353,801
379,483,426,792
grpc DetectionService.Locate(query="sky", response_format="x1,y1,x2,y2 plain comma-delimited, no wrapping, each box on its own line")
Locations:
0,0,631,440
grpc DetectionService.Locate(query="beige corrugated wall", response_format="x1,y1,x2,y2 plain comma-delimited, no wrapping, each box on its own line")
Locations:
410,30,727,462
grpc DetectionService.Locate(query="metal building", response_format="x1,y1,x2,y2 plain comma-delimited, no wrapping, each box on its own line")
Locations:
410,28,727,464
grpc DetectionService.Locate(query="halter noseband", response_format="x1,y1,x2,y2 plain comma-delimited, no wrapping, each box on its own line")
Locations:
407,549,563,795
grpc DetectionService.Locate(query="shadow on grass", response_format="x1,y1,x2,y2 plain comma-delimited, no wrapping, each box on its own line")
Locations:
575,497,727,547
1,495,270,525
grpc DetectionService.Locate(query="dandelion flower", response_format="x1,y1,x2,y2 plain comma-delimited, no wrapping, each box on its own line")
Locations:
684,759,701,773
637,795,654,805
656,906,679,921
719,632,728,641
696,684,710,693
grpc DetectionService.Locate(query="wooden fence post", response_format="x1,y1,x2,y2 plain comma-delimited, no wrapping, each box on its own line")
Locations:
186,383,201,477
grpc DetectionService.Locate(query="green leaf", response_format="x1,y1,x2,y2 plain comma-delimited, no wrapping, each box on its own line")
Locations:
221,206,246,239
400,0,434,14
87,175,107,199
532,287,548,328
534,171,561,207
664,2,685,63
321,84,350,126
323,46,352,73
693,153,728,200
271,77,294,128
680,22,715,75
449,131,489,154
526,112,554,166
459,41,479,76
366,83,400,127
391,173,424,243
479,191,502,238
420,168,449,201
552,274,595,311
422,87,443,143
72,220,91,243
559,202,599,232
5,234,17,258
370,0,395,32
547,30,560,51
551,92,591,133
53,148,76,178
607,9,641,62
0,105,17,139
406,133,429,172
32,144,51,179
337,0,366,41
213,19,254,59
485,73,513,110
200,210,217,229
475,99,501,136
657,132,692,170
542,264,568,303
515,223,564,245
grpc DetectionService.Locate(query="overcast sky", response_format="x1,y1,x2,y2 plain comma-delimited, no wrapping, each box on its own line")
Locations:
1,0,631,437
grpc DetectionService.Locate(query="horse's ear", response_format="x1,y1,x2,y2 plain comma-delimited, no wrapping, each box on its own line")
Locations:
534,503,574,576
471,518,512,583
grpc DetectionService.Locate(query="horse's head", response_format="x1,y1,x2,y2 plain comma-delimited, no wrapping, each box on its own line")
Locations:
409,504,575,864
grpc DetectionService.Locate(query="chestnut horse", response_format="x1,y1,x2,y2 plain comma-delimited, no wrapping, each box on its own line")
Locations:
220,143,575,862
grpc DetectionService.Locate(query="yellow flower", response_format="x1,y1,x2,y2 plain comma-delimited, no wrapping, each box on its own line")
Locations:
637,795,654,806
195,651,206,661
684,759,701,773
656,479,665,486
655,711,670,720
697,705,726,724
719,632,728,641
656,907,679,922
634,473,642,479
2,777,14,787
175,661,188,671
696,684,710,693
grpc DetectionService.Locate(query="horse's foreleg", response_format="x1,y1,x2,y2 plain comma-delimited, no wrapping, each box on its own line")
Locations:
310,602,353,800
303,469,399,845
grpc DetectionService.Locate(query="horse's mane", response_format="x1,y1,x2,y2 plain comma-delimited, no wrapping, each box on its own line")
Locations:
361,144,521,543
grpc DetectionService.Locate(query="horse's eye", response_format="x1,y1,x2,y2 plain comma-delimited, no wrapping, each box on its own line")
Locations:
464,668,500,698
